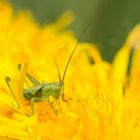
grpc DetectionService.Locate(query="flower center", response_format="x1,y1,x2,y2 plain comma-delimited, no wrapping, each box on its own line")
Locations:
35,102,58,122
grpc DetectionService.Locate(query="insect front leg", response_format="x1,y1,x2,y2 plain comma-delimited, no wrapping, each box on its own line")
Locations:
61,86,71,102
61,86,67,102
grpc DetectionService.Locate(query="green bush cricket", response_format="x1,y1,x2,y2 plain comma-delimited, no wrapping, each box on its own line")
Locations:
4,38,82,115
5,15,96,114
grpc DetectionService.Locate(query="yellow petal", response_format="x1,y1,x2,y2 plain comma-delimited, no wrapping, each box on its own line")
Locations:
131,45,140,71
124,24,140,47
16,63,28,110
47,11,74,31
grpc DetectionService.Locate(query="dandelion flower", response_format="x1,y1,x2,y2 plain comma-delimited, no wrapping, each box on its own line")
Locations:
0,1,140,140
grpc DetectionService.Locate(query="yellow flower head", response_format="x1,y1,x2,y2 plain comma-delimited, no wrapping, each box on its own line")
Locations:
0,1,140,140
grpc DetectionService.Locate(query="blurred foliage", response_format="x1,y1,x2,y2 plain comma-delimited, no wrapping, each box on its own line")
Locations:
8,0,140,61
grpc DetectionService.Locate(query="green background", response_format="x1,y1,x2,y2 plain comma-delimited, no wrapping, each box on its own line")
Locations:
9,0,140,61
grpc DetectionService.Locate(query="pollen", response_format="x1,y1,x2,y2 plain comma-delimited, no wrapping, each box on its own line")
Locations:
35,102,58,123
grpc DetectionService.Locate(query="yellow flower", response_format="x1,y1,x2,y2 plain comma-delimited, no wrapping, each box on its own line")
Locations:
0,1,140,140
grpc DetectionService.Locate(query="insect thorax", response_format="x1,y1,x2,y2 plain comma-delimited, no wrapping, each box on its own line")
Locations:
24,82,63,101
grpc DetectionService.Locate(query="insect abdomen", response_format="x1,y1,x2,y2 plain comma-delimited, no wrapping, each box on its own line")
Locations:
24,85,43,100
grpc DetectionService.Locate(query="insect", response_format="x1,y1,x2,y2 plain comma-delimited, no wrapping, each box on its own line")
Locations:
5,44,79,114
5,15,96,114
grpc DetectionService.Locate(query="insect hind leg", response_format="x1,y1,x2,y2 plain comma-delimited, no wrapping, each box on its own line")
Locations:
17,64,40,86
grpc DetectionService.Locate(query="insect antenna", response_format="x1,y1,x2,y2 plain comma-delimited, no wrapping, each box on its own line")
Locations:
54,60,62,83
61,14,98,84
60,14,98,102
